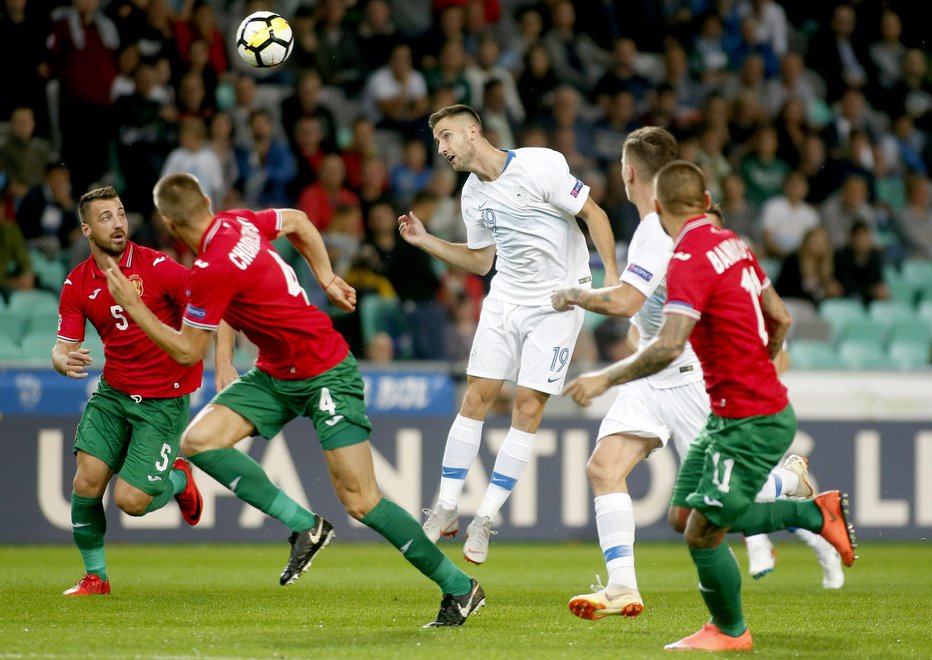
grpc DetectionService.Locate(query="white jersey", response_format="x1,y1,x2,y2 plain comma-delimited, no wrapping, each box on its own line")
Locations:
461,148,591,306
622,212,703,388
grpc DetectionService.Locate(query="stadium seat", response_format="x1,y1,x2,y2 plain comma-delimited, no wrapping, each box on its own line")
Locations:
28,251,67,294
918,300,932,325
758,257,782,283
888,319,932,345
836,318,887,344
790,318,832,342
0,341,21,361
784,297,819,322
838,340,896,370
868,300,916,329
787,340,843,369
24,310,61,337
0,313,28,345
888,340,930,370
18,333,54,364
819,299,868,339
900,259,932,291
358,295,407,349
7,289,59,314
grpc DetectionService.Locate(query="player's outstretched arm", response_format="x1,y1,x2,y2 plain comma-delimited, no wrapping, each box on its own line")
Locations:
552,281,647,316
760,285,792,360
51,339,93,379
280,209,356,312
104,256,212,366
577,196,620,286
398,211,496,275
562,312,694,406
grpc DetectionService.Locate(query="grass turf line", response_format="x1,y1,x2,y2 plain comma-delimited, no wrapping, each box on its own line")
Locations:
0,541,930,659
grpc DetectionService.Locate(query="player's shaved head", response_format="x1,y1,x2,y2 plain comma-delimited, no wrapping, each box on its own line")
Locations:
622,126,678,178
78,186,120,225
153,173,210,225
654,160,707,216
429,104,482,131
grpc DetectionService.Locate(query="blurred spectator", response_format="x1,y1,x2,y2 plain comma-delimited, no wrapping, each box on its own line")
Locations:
312,0,367,94
362,43,431,152
693,123,731,201
357,0,400,70
690,11,729,91
659,39,705,117
725,15,779,79
364,331,396,363
424,39,472,107
444,290,476,363
175,71,214,123
46,0,120,194
0,215,35,301
412,3,465,68
592,38,652,113
883,48,932,133
726,90,767,159
357,156,392,221
798,133,837,204
762,52,821,118
805,4,873,103
774,226,843,305
289,116,328,194
772,96,810,168
176,38,218,115
499,4,544,74
15,162,79,258
820,173,878,249
234,109,296,209
161,117,224,208
229,75,261,148
297,153,360,232
112,63,178,216
323,203,364,278
110,42,141,101
834,220,890,304
340,117,379,192
0,107,52,204
173,0,228,79
287,4,319,72
105,0,148,44
464,32,524,122
894,174,932,260
869,10,906,97
591,90,639,168
718,172,762,251
593,316,633,363
761,170,819,258
136,0,177,64
424,167,463,242
281,69,339,155
516,43,560,123
741,0,788,58
822,88,881,159
481,79,518,150
739,123,790,206
208,112,238,209
389,139,432,208
722,52,768,106
0,0,51,136
541,0,610,94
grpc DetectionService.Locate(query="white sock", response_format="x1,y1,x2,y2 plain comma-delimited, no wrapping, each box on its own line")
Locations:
595,492,638,592
755,468,800,502
436,414,483,508
475,427,535,519
793,527,829,552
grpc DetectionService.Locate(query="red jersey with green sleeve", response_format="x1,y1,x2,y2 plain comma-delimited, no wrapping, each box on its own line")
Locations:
182,209,348,380
57,243,203,398
663,217,788,418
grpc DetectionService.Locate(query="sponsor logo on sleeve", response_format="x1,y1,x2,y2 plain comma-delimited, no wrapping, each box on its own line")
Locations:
570,178,583,198
626,263,653,282
185,304,208,320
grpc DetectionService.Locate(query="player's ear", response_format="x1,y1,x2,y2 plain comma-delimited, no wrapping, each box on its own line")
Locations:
653,198,663,216
704,190,712,210
80,221,91,238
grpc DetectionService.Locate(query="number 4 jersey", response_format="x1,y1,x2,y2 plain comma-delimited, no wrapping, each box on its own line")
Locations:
663,216,788,418
58,242,203,398
182,209,348,380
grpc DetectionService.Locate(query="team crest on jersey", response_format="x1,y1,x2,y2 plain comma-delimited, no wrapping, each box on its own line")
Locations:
128,274,144,297
515,185,527,201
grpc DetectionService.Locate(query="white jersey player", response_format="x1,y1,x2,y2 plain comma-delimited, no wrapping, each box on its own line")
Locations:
398,104,619,565
552,127,830,621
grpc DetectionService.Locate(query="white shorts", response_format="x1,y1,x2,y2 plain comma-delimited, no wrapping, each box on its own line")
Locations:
466,297,585,395
597,378,710,459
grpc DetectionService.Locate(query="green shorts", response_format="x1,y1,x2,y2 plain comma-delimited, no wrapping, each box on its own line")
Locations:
73,379,190,496
671,404,797,528
212,354,372,450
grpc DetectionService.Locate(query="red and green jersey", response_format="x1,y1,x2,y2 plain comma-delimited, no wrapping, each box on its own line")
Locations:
663,217,788,418
182,209,348,380
58,243,203,398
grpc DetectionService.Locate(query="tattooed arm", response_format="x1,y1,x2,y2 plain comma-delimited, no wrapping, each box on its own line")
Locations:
551,282,647,317
562,313,697,406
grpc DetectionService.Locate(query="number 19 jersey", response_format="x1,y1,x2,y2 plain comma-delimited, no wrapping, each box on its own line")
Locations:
182,209,348,380
663,217,788,418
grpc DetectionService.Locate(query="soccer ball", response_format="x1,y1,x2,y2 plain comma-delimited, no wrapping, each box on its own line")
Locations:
235,11,294,68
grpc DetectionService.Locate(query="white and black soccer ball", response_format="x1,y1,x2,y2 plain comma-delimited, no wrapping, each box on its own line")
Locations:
235,11,294,68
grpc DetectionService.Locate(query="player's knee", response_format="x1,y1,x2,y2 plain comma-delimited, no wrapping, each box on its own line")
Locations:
341,488,381,520
181,425,214,455
114,490,152,516
72,472,107,498
585,453,622,490
668,506,689,534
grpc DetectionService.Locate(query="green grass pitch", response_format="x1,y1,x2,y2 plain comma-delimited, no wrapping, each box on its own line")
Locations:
1,540,930,658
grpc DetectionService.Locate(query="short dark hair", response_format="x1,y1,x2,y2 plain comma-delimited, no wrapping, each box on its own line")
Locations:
623,126,678,178
78,186,120,225
428,104,482,131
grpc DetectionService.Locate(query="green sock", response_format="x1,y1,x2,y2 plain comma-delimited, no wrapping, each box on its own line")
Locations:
142,468,188,515
189,448,315,532
71,492,107,581
689,544,745,637
730,500,823,536
361,498,472,596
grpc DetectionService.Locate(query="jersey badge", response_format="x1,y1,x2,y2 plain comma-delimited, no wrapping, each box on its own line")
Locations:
128,274,144,297
153,256,167,266
672,252,691,261
515,186,527,201
570,178,583,198
626,263,653,282
194,259,209,268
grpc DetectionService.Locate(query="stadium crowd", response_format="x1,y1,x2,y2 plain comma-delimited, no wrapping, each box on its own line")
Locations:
1,0,931,365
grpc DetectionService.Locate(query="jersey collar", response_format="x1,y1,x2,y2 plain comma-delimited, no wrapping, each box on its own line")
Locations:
200,216,223,253
673,215,713,247
501,149,516,174
90,243,135,278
